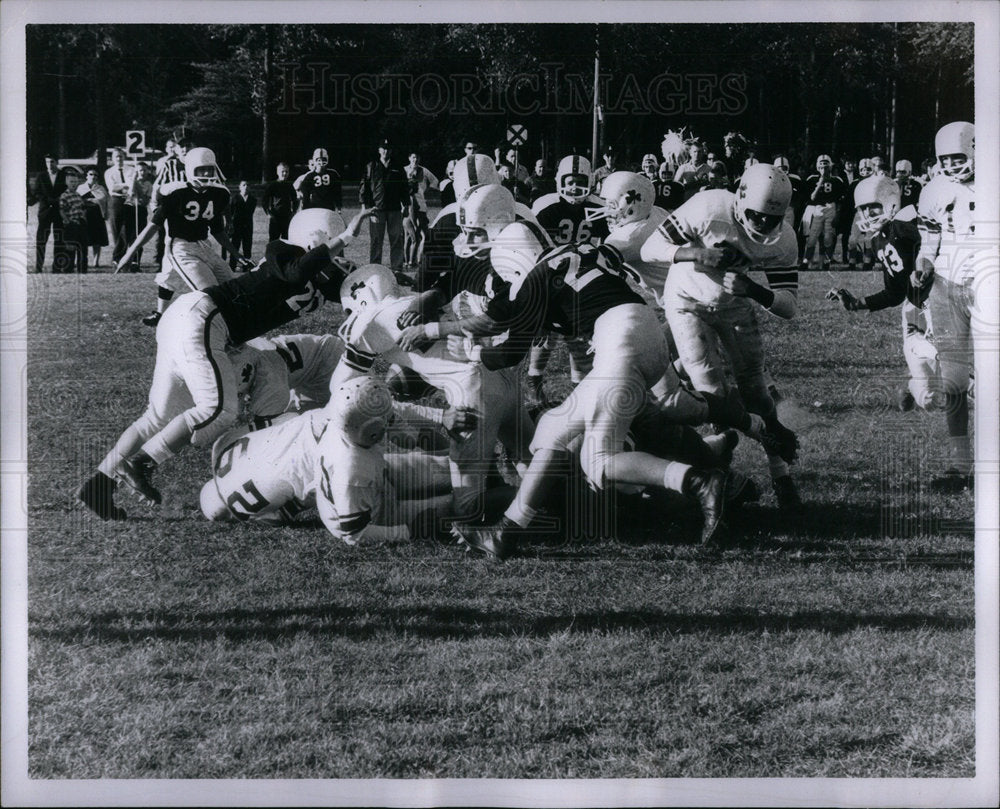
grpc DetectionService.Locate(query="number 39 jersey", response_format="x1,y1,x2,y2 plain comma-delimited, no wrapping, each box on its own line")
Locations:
153,181,231,242
532,193,609,245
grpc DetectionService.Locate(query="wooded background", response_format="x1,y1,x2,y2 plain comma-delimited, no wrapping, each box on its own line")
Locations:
26,23,974,180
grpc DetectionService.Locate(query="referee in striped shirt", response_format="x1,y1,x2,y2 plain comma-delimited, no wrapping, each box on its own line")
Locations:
144,138,191,327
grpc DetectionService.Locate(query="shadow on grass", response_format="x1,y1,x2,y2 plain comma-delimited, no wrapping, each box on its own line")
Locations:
31,602,973,644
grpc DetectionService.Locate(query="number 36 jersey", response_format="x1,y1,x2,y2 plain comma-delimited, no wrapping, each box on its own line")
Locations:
532,193,609,245
152,181,231,242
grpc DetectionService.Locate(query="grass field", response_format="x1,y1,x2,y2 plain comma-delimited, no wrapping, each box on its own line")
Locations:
23,204,976,780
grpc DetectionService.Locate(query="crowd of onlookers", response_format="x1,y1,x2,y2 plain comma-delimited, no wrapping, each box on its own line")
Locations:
29,130,935,275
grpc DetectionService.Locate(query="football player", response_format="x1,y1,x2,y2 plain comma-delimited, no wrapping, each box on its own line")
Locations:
827,176,938,411
639,163,802,509
437,222,733,557
802,154,846,271
894,159,923,210
295,147,343,212
916,121,978,488
332,261,533,524
77,207,371,520
117,147,248,327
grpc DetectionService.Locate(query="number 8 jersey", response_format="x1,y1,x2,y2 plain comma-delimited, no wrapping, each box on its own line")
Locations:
153,181,231,242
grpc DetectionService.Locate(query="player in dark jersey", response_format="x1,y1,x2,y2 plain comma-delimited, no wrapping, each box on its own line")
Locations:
409,224,731,556
827,176,937,412
295,147,343,211
77,207,371,521
117,147,250,327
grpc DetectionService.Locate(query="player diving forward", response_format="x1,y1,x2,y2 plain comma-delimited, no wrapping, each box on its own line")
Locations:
116,147,249,327
77,207,371,520
639,162,803,509
826,175,939,413
200,377,475,543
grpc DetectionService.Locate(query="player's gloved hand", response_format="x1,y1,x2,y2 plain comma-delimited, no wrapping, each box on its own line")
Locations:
722,271,774,307
397,324,432,352
443,406,479,439
447,335,482,363
829,288,865,311
236,256,255,272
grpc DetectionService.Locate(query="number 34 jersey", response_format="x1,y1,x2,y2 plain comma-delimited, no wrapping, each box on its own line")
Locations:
153,181,231,242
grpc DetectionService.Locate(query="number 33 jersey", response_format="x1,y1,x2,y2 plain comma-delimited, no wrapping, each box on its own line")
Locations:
153,181,231,242
868,217,928,309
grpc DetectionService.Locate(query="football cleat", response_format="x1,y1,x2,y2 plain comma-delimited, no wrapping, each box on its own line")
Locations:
141,311,162,328
772,475,803,511
896,387,916,412
760,419,799,465
684,469,729,545
451,520,519,561
116,456,162,505
77,471,127,520
725,471,760,510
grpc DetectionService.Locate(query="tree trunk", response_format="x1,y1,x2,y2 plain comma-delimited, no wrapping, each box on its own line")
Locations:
261,26,272,183
94,33,106,171
56,51,68,157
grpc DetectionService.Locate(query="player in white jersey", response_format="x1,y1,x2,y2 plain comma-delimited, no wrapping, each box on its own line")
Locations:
243,333,344,413
332,263,534,523
640,163,803,509
916,122,979,488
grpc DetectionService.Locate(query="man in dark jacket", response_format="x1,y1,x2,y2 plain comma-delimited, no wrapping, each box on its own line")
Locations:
30,154,67,273
262,162,299,240
229,180,258,270
359,138,408,270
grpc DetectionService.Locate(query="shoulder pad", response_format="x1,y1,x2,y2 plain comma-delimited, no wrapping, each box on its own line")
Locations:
430,203,458,229
159,180,189,197
531,193,561,214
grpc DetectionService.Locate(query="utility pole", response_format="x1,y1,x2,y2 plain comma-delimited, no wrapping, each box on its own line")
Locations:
591,27,600,167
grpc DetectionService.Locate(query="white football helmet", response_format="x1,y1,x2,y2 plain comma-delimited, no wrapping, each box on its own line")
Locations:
815,154,833,172
858,158,873,178
733,163,792,245
339,263,399,311
312,147,329,168
853,176,900,234
199,480,231,521
934,121,974,182
330,376,394,448
184,147,227,187
454,184,516,257
641,153,659,174
585,171,654,228
453,154,500,199
556,155,592,203
286,208,347,250
772,156,790,173
894,159,912,177
489,220,550,294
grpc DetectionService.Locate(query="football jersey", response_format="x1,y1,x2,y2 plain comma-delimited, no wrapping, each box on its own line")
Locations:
603,207,670,293
921,176,975,285
865,218,928,310
153,182,230,242
246,333,344,407
338,294,489,409
483,241,644,370
206,239,349,345
655,189,799,306
211,409,326,521
804,174,847,206
652,178,685,212
228,343,293,425
316,425,388,544
298,169,342,210
531,192,609,245
897,177,923,210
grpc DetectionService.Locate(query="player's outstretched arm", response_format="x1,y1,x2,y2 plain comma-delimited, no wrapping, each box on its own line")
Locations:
114,222,159,273
326,206,373,254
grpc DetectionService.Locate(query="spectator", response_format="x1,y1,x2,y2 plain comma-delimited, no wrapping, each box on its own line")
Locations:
495,145,530,184
438,159,458,207
894,159,923,210
917,158,936,184
870,156,888,177
592,145,618,194
296,147,342,211
31,154,66,273
229,180,258,271
359,137,407,269
653,163,685,212
837,159,860,266
525,158,554,203
58,167,88,274
639,153,659,183
704,160,729,190
262,162,298,240
497,162,530,206
840,158,858,184
104,149,136,267
152,138,189,268
802,154,846,271
463,140,479,157
673,141,710,200
123,163,154,272
404,151,439,265
773,155,808,263
78,168,109,268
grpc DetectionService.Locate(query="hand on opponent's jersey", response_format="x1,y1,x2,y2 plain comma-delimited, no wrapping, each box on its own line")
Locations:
397,323,433,352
